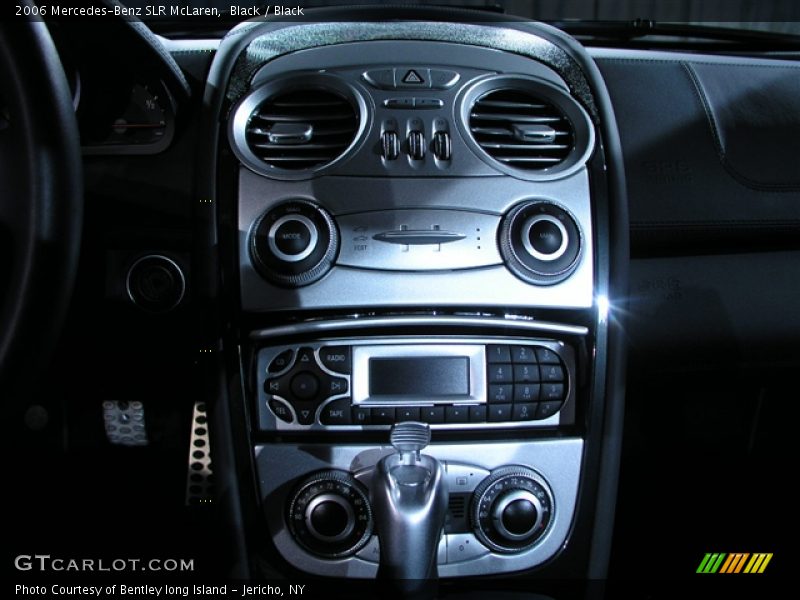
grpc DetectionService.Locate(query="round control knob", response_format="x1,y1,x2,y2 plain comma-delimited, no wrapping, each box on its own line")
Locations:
251,200,338,287
499,201,582,285
306,494,355,541
126,255,185,313
471,466,553,553
269,215,317,261
493,489,543,540
524,214,568,260
287,470,372,558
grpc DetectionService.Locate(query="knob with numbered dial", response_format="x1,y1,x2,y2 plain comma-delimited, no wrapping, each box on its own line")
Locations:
471,466,553,553
286,470,373,558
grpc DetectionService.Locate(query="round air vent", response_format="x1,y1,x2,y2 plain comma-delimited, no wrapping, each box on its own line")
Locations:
460,75,594,180
230,75,367,179
470,90,574,169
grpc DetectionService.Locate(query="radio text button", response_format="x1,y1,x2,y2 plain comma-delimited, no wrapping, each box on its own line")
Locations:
320,399,352,425
319,346,352,374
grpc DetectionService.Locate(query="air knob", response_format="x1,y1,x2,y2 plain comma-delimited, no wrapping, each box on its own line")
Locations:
250,200,338,287
499,201,582,285
471,466,553,553
287,470,373,558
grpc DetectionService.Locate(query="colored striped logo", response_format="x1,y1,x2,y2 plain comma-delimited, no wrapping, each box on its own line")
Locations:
696,553,773,574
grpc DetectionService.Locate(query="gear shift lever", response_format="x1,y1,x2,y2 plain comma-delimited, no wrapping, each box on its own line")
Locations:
371,422,449,588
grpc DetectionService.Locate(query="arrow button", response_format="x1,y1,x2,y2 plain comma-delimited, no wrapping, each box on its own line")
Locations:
264,377,288,397
293,402,316,425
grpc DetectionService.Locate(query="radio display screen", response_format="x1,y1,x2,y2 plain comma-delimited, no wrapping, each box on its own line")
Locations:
369,357,469,397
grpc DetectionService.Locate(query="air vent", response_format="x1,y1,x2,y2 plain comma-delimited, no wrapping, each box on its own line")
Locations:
469,89,575,171
448,495,466,519
245,88,359,171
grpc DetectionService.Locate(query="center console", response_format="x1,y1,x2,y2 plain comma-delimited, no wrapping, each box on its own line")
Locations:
250,319,586,577
203,7,627,586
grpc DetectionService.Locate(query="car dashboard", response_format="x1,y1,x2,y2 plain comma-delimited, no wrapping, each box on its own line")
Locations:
202,14,625,585
3,3,797,597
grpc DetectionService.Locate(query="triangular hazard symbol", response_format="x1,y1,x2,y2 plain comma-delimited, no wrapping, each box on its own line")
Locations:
403,70,424,84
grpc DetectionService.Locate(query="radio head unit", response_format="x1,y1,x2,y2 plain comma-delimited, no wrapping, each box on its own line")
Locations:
255,337,576,432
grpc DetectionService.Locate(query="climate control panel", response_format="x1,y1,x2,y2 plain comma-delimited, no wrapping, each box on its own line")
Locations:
284,464,555,561
256,438,581,578
247,199,584,289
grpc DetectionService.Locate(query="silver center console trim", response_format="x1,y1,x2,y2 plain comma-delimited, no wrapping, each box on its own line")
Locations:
335,209,503,272
229,23,596,116
239,168,595,312
255,438,583,578
250,316,589,340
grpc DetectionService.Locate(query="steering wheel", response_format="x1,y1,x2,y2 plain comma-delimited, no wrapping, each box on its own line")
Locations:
0,9,83,406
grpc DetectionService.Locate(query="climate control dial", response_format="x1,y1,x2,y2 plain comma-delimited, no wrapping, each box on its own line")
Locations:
287,470,373,558
251,200,338,287
471,466,553,553
499,201,581,285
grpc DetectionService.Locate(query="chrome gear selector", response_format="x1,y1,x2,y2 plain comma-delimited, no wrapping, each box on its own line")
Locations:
371,422,449,586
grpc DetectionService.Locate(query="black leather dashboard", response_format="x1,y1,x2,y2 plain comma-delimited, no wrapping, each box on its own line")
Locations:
593,48,800,256
589,48,800,364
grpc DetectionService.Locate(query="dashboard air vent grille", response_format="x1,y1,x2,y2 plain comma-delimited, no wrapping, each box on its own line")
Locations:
469,89,575,171
245,89,359,170
448,495,466,519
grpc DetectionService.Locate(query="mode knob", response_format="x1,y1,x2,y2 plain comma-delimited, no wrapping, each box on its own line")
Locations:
499,201,581,285
471,466,553,553
250,200,338,287
287,470,373,558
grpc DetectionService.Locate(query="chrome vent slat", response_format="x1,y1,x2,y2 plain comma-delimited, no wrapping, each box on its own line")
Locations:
474,100,548,110
250,142,347,150
479,143,570,151
470,113,562,124
251,112,355,122
270,99,346,108
468,88,575,172
244,88,359,171
471,127,570,137
249,127,355,138
258,156,339,162
496,156,564,164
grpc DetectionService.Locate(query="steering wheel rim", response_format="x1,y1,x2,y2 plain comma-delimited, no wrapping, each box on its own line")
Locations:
0,10,83,404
